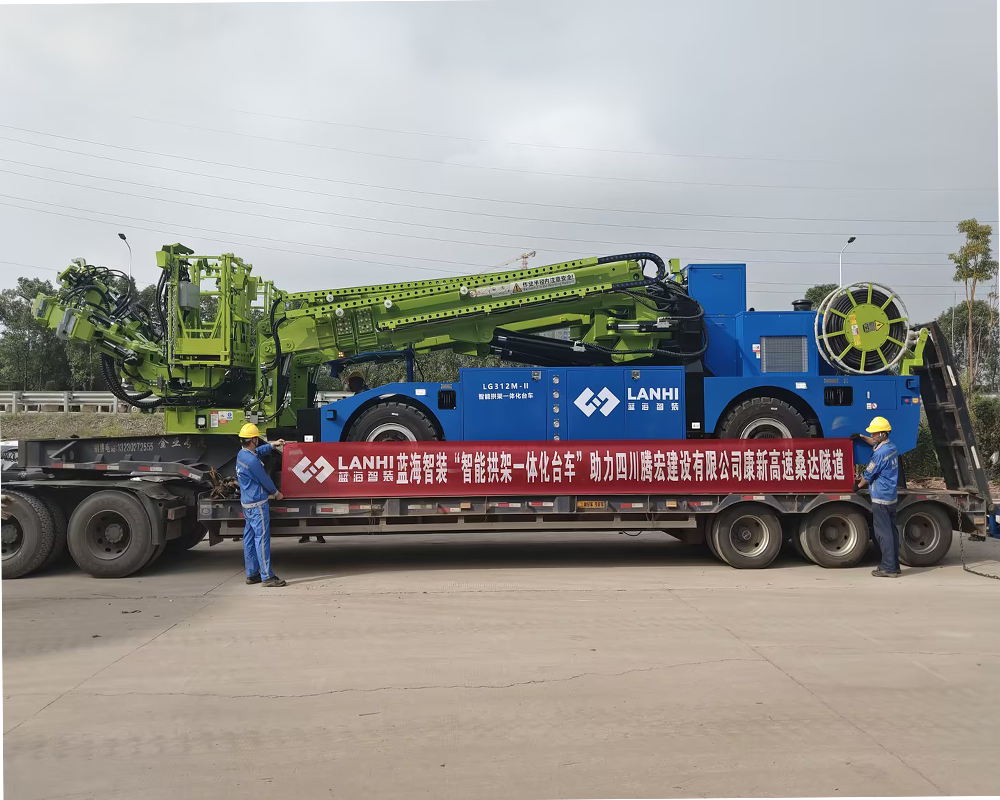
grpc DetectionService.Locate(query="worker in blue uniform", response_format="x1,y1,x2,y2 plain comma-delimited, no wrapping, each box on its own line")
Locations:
236,423,287,587
853,416,901,578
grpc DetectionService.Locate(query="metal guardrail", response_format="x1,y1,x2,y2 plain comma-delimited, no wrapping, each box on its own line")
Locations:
0,390,352,413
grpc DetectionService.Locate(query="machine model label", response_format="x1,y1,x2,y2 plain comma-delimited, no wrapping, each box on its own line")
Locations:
281,439,853,499
468,273,576,299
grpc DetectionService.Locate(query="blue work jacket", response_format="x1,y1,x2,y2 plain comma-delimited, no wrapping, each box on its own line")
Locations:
235,443,277,506
863,440,899,505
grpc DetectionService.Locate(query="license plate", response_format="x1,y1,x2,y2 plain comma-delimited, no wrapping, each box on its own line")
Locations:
578,500,607,509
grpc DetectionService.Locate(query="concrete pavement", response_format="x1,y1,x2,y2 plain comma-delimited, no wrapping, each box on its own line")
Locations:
4,532,1000,799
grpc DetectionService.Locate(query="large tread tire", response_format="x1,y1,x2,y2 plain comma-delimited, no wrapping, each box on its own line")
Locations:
346,401,440,442
67,490,157,578
798,502,869,568
2,491,56,579
897,503,953,567
37,493,69,569
712,503,782,569
717,396,811,440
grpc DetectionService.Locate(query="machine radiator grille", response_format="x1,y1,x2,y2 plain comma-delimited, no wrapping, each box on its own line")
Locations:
760,336,808,373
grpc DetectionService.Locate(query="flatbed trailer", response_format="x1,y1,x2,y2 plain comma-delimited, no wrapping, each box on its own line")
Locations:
2,320,996,578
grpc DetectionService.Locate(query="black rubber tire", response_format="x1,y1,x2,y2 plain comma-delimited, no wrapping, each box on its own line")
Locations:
897,503,953,567
712,503,782,569
798,502,869,568
703,519,726,563
37,493,69,569
67,490,157,578
346,401,440,442
2,491,56,579
169,518,207,551
717,396,810,440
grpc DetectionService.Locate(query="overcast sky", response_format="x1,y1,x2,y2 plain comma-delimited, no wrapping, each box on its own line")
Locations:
0,0,997,323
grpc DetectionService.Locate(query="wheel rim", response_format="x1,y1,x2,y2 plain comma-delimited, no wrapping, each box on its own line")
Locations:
727,514,770,558
84,511,134,560
903,512,942,556
739,418,792,439
366,423,417,442
816,514,860,556
1,518,24,560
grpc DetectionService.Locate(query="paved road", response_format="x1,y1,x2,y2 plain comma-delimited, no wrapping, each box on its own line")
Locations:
4,532,999,799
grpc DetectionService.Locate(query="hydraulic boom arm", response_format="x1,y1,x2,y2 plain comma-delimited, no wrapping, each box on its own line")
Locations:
33,246,704,434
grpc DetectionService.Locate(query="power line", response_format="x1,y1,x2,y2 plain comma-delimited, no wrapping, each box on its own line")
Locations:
0,199,482,276
3,158,988,240
228,108,838,164
2,131,996,226
0,174,962,260
132,117,998,193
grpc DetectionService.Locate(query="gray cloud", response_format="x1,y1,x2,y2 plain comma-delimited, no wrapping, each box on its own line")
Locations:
0,0,996,324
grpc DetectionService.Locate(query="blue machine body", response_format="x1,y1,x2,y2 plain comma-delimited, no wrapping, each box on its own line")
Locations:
318,264,921,460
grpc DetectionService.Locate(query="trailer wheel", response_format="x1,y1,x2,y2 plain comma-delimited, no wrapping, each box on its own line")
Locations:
37,493,69,569
169,518,207,551
716,396,810,440
712,504,782,569
67,491,157,578
1,491,57,579
798,503,869,568
703,519,727,564
897,503,953,567
346,401,440,442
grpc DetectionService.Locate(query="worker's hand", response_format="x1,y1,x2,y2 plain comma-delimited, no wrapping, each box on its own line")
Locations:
850,432,863,441
851,481,861,493
270,491,283,501
272,438,286,451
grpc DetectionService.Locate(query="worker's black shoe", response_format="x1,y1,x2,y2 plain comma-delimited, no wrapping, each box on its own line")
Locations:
316,536,326,544
871,568,901,578
298,536,309,544
245,574,262,585
262,575,287,587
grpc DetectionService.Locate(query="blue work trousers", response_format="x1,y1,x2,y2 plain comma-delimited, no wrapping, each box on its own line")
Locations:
872,502,900,573
243,502,273,581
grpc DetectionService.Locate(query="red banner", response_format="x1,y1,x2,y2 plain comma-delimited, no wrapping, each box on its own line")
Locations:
280,439,854,499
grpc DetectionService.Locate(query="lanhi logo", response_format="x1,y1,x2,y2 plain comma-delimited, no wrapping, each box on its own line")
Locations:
573,387,620,418
291,455,335,483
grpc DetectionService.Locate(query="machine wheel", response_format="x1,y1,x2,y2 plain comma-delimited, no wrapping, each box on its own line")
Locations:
711,504,782,569
347,401,440,442
798,503,869,568
897,503,953,567
37,493,69,569
1,491,56,579
717,396,811,440
67,490,157,578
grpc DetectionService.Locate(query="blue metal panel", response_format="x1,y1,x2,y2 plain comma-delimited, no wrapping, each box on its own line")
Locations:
622,368,687,440
703,315,741,377
864,380,897,412
687,264,747,316
565,368,627,440
737,311,818,378
461,368,547,440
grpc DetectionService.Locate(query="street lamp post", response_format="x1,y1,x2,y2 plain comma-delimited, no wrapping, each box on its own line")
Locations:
838,236,856,287
117,232,132,282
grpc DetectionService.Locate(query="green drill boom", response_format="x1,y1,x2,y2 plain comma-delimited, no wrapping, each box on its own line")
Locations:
32,246,702,434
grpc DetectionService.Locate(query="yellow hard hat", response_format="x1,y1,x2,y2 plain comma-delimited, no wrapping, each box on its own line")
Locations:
239,422,262,439
866,416,892,434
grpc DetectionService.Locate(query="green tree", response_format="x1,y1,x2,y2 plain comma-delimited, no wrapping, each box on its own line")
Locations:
804,283,838,309
934,299,999,393
0,278,72,390
948,219,998,394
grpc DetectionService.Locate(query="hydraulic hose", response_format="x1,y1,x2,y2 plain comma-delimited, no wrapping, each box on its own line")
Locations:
100,354,161,408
